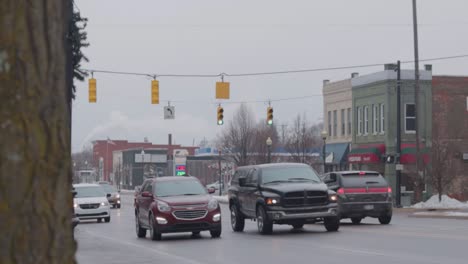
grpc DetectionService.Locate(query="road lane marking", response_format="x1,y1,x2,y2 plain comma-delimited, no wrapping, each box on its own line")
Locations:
82,229,204,264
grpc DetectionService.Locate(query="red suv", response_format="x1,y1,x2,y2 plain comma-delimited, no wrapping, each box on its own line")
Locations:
134,176,221,240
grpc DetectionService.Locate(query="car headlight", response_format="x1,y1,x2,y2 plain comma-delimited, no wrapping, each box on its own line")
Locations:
101,202,109,206
157,201,171,212
207,199,219,211
73,203,78,208
116,194,120,198
265,197,280,205
329,194,338,202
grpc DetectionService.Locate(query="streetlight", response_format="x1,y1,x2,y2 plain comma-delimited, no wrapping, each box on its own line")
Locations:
321,131,328,173
266,137,273,164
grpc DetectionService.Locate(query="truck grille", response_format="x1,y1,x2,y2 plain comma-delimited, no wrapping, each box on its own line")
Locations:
283,191,328,207
79,203,100,209
172,210,208,220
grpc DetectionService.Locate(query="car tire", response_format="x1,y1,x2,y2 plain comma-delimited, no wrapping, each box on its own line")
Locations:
324,217,340,232
351,217,362,225
149,214,162,241
97,218,102,223
135,214,146,238
230,204,245,232
210,228,222,238
292,223,304,229
378,214,392,225
117,204,121,209
256,205,273,235
104,216,111,223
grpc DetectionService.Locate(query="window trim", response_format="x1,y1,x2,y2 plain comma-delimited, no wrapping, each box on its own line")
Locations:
373,104,379,135
357,106,364,136
404,103,416,134
333,110,337,137
364,106,369,135
380,103,385,134
347,108,352,136
341,109,345,136
328,111,332,137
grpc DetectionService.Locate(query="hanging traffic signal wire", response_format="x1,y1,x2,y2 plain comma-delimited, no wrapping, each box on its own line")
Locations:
81,53,468,79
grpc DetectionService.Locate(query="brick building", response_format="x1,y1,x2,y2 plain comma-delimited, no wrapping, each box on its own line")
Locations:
432,76,468,201
92,139,198,182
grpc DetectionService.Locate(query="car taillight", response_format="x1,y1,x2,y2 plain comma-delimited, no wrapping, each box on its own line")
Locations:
387,187,392,193
337,188,345,195
359,171,366,176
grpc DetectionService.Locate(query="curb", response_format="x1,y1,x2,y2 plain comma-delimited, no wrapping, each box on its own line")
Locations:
408,213,468,220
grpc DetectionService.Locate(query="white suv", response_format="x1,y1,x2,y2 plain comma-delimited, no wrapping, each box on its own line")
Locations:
73,183,111,223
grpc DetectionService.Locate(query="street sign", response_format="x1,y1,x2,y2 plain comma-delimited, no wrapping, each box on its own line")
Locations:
396,164,404,171
164,106,175,119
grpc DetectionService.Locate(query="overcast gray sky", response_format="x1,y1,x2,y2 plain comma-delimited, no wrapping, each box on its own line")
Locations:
72,0,468,152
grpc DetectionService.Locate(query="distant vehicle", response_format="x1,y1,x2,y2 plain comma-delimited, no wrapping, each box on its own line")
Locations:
228,163,340,234
206,181,224,191
73,183,111,223
320,171,393,225
134,176,221,241
99,182,121,208
71,188,80,231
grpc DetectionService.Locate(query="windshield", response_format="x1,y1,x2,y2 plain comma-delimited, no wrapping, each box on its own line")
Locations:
74,186,107,198
155,180,207,197
262,166,321,184
100,184,117,194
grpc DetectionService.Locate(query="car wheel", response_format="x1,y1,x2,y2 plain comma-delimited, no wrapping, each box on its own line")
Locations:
378,214,392,225
210,228,222,238
104,216,111,223
324,217,340,232
97,218,102,223
230,204,245,232
149,214,162,241
351,217,362,225
256,206,273,235
117,204,121,209
292,223,304,229
135,213,146,238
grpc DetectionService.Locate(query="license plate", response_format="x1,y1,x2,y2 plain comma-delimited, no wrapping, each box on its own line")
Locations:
364,205,374,210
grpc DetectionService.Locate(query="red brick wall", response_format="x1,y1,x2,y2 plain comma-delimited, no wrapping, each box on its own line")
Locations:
92,140,198,181
432,76,468,201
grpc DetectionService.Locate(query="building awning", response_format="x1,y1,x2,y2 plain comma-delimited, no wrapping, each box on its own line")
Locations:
347,144,385,164
324,143,350,164
400,143,430,164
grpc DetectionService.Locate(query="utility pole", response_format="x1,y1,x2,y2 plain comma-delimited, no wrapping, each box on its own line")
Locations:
218,150,222,196
412,0,421,184
396,61,402,207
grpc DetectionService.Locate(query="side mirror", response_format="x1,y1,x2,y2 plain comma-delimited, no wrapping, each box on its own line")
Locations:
141,191,153,198
207,187,216,194
106,193,111,198
72,191,77,198
239,177,246,187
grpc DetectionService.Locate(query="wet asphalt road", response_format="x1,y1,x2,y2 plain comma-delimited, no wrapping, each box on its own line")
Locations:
75,193,468,264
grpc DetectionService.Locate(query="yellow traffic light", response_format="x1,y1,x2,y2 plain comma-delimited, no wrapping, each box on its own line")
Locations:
217,106,224,125
267,106,273,125
151,80,159,104
89,78,96,103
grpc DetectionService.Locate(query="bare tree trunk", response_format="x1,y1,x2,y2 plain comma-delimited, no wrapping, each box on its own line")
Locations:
0,1,76,264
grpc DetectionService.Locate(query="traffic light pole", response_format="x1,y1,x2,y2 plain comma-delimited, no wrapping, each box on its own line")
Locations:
396,60,402,208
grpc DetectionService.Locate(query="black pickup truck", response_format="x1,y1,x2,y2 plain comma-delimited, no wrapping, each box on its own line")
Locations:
228,163,340,234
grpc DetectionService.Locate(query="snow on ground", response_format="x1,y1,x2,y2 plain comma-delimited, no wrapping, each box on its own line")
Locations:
212,195,229,204
411,195,468,209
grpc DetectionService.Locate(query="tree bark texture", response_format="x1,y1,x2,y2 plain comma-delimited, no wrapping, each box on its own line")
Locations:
0,1,76,263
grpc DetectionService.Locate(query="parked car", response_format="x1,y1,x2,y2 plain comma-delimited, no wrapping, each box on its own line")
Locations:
99,182,121,208
228,163,340,234
134,176,221,241
71,188,80,231
73,183,111,223
320,171,393,225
